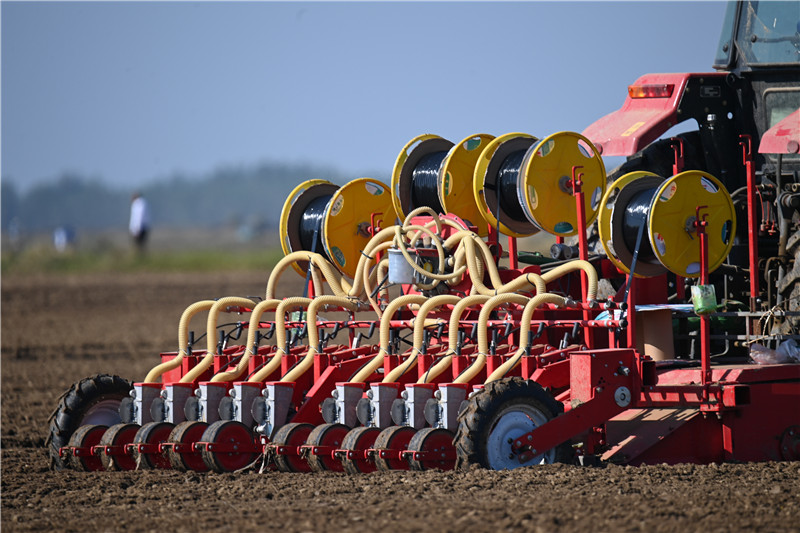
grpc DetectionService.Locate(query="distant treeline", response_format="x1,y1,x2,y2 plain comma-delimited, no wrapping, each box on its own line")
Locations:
1,162,373,234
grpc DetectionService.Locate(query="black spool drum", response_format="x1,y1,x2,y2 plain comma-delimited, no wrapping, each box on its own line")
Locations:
496,150,527,222
621,187,658,263
299,194,332,256
411,151,447,214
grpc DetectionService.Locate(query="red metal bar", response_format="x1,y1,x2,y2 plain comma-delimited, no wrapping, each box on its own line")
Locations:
739,135,760,312
670,137,687,302
572,165,593,350
694,206,712,397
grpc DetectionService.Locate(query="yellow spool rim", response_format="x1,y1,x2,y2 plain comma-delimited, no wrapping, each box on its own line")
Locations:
472,132,539,238
279,179,340,277
520,131,607,237
391,134,454,220
322,177,397,279
598,171,664,277
648,170,736,278
439,133,495,237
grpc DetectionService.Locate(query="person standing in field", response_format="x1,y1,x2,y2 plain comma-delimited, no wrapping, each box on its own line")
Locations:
129,192,151,253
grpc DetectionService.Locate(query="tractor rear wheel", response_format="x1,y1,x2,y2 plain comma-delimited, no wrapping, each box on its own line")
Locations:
47,374,132,470
454,377,572,470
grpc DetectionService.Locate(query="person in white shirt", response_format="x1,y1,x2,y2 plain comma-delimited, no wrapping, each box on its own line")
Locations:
129,192,151,252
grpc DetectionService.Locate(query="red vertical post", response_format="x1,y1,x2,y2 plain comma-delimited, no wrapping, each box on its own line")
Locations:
739,135,760,312
572,166,593,349
695,206,711,398
670,137,687,302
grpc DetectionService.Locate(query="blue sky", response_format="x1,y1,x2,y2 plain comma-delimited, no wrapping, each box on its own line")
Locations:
2,1,728,193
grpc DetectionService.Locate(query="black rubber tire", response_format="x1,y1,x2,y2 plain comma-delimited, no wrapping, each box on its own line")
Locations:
454,377,572,471
778,229,800,335
66,424,108,471
341,426,381,475
200,420,259,473
271,422,315,473
46,374,132,470
98,423,139,471
374,425,417,472
305,423,350,473
132,421,174,470
407,427,456,472
166,421,210,472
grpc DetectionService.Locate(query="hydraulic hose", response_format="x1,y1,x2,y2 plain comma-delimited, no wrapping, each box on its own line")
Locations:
281,295,359,383
179,297,257,384
484,293,567,383
143,299,216,383
453,293,529,384
382,294,460,383
248,297,313,383
210,299,281,383
350,294,428,383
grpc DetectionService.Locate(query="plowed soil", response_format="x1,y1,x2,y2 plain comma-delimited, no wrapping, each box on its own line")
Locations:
2,272,799,532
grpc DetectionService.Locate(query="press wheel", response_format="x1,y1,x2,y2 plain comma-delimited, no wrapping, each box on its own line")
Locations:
340,426,381,474
98,423,139,471
200,420,259,473
166,421,209,472
305,423,350,472
271,422,315,473
374,425,417,471
131,421,173,470
66,424,108,472
407,427,456,471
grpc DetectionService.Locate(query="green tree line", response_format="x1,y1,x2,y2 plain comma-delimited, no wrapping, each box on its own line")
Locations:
2,162,360,234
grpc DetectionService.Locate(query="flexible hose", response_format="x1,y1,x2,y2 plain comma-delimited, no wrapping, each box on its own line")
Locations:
382,294,460,383
281,295,359,383
418,294,491,384
247,297,313,383
210,299,281,383
179,297,257,384
350,294,428,383
540,259,598,300
453,293,529,384
143,299,216,383
483,293,567,383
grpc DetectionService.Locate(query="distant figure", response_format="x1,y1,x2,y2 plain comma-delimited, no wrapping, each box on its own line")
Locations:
129,192,151,252
53,225,75,253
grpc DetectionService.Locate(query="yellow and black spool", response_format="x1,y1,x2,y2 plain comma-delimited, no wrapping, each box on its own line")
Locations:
392,133,494,235
279,178,397,279
598,170,736,278
519,131,606,237
472,132,540,238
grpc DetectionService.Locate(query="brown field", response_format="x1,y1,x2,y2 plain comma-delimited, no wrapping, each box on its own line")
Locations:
2,271,799,532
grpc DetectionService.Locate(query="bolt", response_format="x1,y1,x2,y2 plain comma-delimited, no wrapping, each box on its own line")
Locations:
507,438,513,444
531,449,537,455
527,435,532,441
